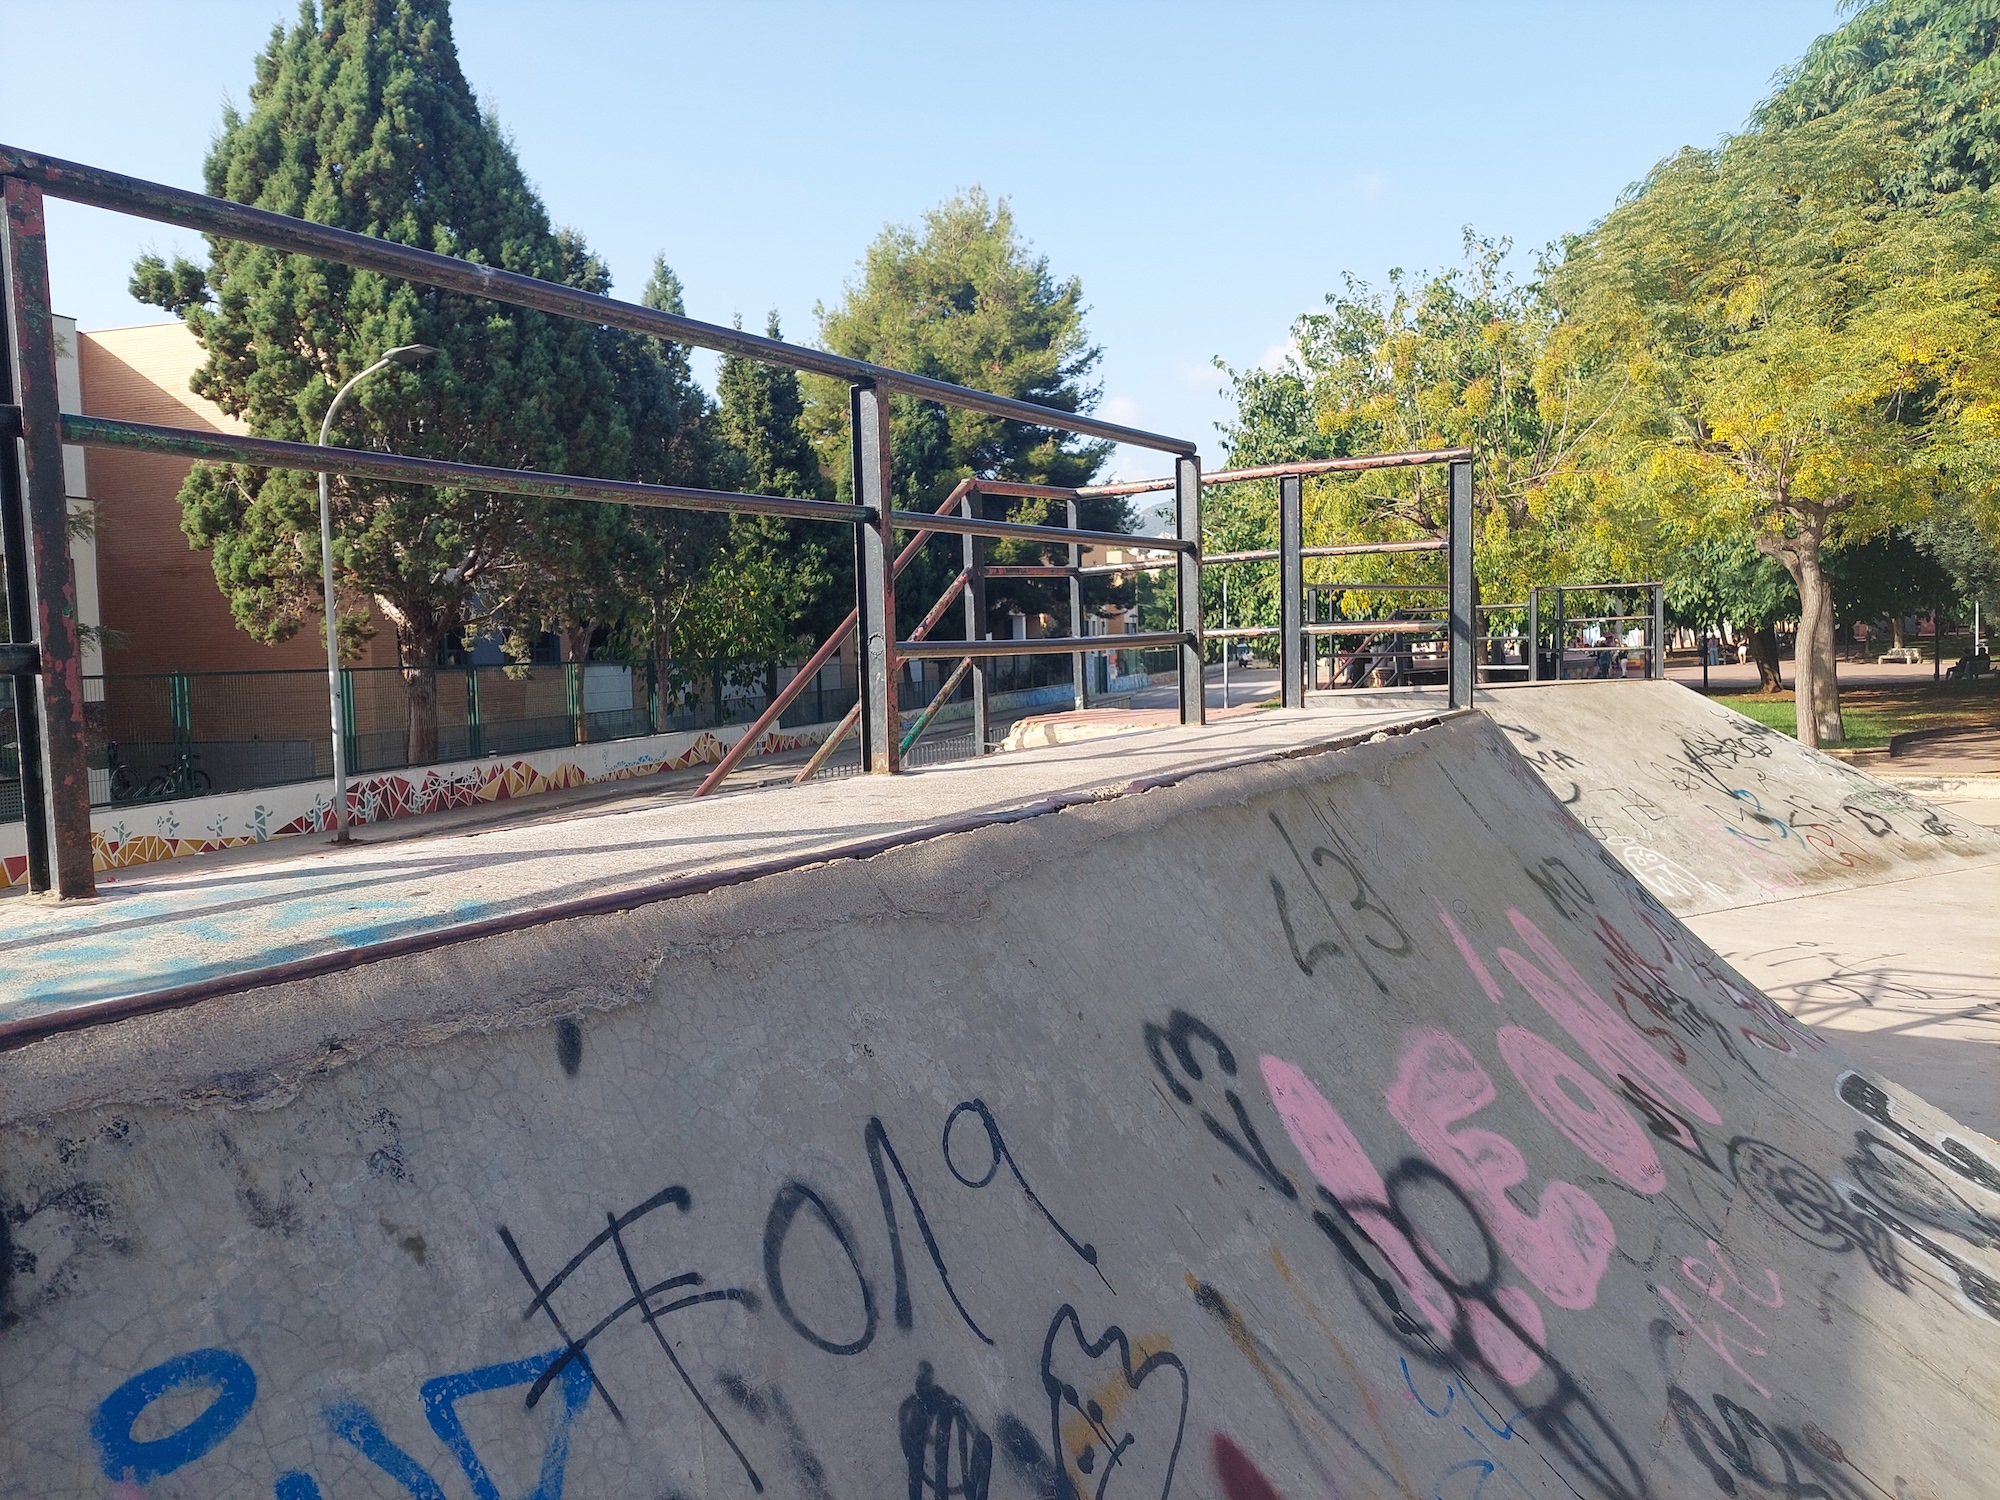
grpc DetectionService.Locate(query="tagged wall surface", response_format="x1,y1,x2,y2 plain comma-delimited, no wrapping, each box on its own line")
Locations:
3,714,1997,1499
1486,680,1999,915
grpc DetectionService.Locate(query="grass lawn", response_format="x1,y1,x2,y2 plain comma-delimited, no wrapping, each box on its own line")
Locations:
1714,675,2000,749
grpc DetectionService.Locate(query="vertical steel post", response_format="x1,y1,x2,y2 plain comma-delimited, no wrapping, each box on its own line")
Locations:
1,176,94,897
1174,455,1205,726
465,664,482,758
961,490,989,751
1447,458,1474,710
1527,588,1540,683
1651,582,1666,681
1279,473,1304,708
1067,498,1086,711
851,383,898,772
1554,590,1567,682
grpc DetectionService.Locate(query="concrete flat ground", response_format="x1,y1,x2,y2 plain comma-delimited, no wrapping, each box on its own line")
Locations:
1688,863,2000,1136
2,688,1448,1031
1688,786,1998,1136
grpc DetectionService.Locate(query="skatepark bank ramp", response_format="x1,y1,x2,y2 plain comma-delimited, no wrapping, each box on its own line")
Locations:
1486,679,1997,916
4,708,1999,1498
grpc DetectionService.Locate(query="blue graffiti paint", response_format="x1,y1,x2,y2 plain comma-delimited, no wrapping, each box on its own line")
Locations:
90,1347,258,1483
1399,1358,1531,1500
274,1473,324,1500
325,1401,450,1500
421,1348,592,1500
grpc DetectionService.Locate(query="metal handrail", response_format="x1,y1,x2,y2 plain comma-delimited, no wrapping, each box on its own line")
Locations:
1079,446,1474,497
897,631,1192,660
60,414,866,525
0,143,1194,456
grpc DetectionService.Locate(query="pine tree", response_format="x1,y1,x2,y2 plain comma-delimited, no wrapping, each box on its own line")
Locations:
812,190,1131,635
132,0,636,763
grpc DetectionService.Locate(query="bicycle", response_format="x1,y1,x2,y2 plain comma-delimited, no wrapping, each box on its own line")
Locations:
105,741,144,803
145,746,212,800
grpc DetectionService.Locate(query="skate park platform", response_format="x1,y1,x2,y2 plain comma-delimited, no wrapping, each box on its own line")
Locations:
4,680,1999,1499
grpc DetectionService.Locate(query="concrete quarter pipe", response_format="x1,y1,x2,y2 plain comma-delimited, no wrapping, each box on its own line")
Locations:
3,705,1997,1498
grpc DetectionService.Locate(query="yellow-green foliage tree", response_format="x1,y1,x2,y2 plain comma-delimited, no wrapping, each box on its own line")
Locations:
1217,236,1611,633
1550,92,2000,744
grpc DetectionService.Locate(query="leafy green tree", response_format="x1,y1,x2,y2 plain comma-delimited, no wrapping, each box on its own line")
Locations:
1824,529,1956,648
132,0,636,763
710,312,835,662
811,189,1129,635
1755,0,2000,198
1665,538,1800,692
1549,91,2000,745
1216,235,1609,636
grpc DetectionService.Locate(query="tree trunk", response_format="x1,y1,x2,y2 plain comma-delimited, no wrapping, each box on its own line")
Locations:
377,596,446,767
1757,508,1843,748
403,661,439,766
1793,555,1843,745
1892,614,1906,650
1747,626,1785,693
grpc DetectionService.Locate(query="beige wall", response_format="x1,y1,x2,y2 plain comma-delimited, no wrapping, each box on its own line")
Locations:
76,322,395,677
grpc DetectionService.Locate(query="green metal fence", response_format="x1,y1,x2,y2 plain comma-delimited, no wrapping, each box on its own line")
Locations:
0,645,1128,822
70,659,857,812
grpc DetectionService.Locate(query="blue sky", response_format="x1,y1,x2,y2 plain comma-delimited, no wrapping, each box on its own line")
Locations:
3,1,1841,479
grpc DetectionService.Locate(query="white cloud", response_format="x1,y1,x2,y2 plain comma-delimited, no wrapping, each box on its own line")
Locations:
1101,394,1144,424
1255,340,1297,374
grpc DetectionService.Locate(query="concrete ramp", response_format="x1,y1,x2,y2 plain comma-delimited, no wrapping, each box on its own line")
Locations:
5,712,1999,1498
1485,680,2000,915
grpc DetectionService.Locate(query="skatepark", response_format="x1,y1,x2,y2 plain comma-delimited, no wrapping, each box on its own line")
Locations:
2,129,1998,1500
4,678,1998,1500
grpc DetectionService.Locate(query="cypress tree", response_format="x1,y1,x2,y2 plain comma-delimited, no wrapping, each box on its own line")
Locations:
132,0,635,763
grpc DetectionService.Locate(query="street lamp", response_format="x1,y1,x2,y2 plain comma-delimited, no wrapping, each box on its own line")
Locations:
319,344,437,842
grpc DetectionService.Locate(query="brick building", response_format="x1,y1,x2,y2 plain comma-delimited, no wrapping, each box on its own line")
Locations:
67,319,395,676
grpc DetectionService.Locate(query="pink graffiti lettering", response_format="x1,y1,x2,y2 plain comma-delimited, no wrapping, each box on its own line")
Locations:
1655,1282,1772,1400
1439,908,1503,1004
1259,1055,1545,1385
1384,1028,1615,1311
1495,1025,1663,1194
1681,1240,1783,1323
1497,909,1722,1126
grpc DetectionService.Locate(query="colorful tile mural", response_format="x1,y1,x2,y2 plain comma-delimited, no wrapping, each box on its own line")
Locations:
0,721,829,890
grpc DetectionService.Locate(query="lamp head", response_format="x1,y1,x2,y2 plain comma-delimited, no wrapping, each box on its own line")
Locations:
383,344,439,368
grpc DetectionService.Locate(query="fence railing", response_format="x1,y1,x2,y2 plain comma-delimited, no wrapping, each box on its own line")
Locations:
0,645,1110,823
0,142,1204,896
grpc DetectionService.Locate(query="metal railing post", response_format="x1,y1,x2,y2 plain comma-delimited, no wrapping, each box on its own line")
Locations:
0,175,94,897
1279,473,1304,708
1067,497,1086,711
1526,588,1540,682
1651,582,1666,681
1447,458,1474,710
1554,589,1567,682
961,490,989,752
465,664,482,758
851,383,898,772
1174,455,1205,726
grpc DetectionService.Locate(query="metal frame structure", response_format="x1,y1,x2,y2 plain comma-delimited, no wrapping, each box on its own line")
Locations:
0,144,1202,895
1106,449,1475,715
703,448,1482,791
1519,582,1667,683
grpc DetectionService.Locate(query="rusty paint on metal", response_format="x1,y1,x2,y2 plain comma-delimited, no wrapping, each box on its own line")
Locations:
3,176,94,897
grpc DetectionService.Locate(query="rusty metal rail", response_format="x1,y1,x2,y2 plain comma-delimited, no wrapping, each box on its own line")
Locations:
0,143,1213,893
0,144,1192,457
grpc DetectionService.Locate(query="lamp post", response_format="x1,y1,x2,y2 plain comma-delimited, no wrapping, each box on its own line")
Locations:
319,345,436,842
